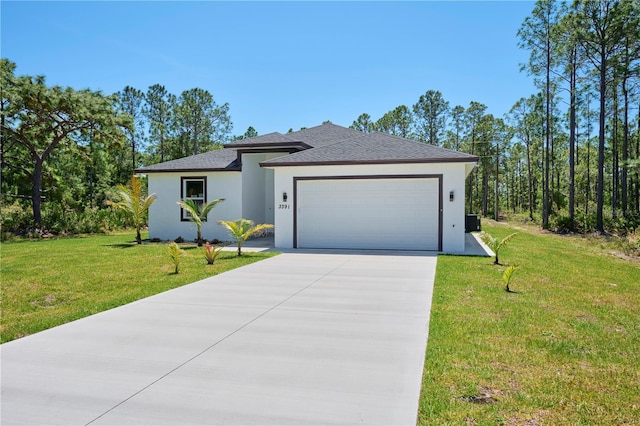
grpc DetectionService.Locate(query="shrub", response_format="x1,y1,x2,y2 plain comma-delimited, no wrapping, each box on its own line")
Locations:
619,231,640,257
1,199,137,238
202,242,226,265
606,212,640,237
549,212,576,233
0,201,33,234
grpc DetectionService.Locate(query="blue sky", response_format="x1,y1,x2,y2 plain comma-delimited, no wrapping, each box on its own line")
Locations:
2,1,536,136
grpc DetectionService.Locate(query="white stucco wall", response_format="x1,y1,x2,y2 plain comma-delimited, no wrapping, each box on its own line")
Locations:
265,162,472,253
241,154,265,224
241,152,282,227
146,171,242,242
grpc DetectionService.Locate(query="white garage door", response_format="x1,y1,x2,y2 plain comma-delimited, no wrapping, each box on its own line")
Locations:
296,177,441,250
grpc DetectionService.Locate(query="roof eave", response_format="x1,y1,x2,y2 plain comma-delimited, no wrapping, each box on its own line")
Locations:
260,157,479,168
135,167,242,174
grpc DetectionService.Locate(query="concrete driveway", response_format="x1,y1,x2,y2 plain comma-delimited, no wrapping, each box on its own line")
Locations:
1,251,437,425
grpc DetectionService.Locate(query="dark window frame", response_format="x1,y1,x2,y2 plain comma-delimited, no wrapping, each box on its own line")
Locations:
180,176,207,221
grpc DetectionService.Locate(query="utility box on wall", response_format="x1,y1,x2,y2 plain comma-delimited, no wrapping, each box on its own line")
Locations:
465,214,481,233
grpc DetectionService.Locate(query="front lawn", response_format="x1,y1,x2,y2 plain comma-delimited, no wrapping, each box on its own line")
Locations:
0,233,278,343
419,223,640,425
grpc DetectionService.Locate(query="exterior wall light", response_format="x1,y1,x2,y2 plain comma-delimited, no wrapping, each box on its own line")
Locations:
283,192,288,202
449,191,454,202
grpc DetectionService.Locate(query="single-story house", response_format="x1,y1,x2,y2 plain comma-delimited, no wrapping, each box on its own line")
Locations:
136,123,478,253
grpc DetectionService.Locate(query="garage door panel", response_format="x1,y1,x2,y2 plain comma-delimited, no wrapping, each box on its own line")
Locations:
296,177,440,250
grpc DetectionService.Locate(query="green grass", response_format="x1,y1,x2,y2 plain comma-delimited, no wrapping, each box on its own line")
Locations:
419,223,640,425
0,232,278,343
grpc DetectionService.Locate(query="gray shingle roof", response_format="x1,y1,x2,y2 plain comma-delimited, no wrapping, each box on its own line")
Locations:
226,132,299,146
261,131,479,166
137,123,478,173
226,124,363,148
284,123,365,147
136,148,239,173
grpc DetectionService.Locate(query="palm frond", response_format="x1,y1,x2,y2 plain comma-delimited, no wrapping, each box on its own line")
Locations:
142,194,158,210
199,198,225,219
243,223,274,239
176,199,202,225
497,233,518,250
502,264,520,292
106,175,157,244
218,218,273,256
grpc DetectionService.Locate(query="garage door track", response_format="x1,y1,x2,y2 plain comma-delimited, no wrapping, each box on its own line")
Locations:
1,251,437,425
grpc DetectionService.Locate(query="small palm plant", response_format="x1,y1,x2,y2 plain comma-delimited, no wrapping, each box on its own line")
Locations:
217,218,273,256
480,231,518,265
106,175,157,244
176,198,224,246
168,242,186,274
502,264,520,293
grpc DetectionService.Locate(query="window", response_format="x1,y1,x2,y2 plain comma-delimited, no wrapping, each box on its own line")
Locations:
180,177,207,221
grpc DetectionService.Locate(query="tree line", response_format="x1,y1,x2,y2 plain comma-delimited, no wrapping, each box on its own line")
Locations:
2,0,639,237
351,0,640,234
1,58,259,232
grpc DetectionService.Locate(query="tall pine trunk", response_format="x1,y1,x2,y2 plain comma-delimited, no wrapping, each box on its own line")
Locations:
526,134,534,220
568,49,577,227
586,99,592,218
621,71,629,216
543,28,551,229
612,86,619,219
596,48,606,234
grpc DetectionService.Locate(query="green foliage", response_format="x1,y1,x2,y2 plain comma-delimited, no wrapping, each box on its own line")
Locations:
480,231,517,265
217,218,274,256
1,60,238,236
0,201,33,234
375,105,413,138
502,264,520,292
168,241,186,273
114,86,146,180
550,209,640,236
350,113,374,133
176,198,225,246
413,89,450,144
1,59,131,227
549,212,577,233
202,241,226,265
231,126,259,141
173,88,232,157
0,201,129,239
41,205,125,235
106,175,157,244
